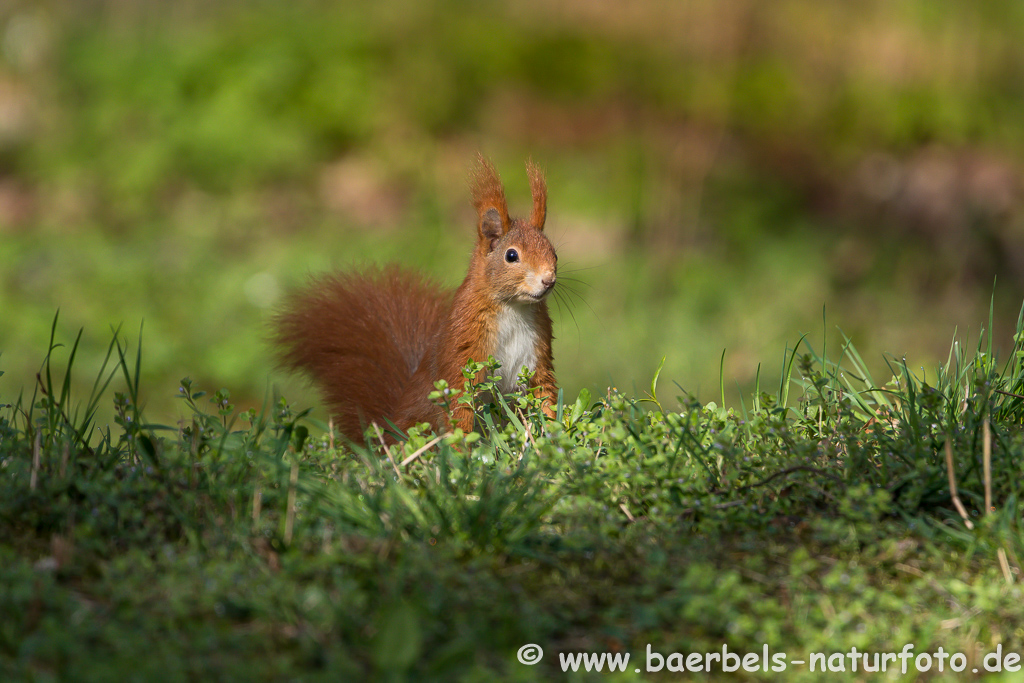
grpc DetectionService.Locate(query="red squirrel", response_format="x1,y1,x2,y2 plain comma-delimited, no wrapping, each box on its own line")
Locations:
273,156,558,442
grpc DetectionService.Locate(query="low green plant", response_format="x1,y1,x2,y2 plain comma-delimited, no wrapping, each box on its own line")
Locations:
4,307,1024,680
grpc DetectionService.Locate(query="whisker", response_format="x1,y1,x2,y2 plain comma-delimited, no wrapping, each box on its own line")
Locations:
558,274,604,297
557,263,604,274
554,283,593,309
568,290,598,319
551,283,598,325
551,288,583,349
557,277,594,292
555,286,585,305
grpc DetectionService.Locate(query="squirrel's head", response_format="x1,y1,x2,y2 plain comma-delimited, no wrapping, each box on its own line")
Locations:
470,155,557,304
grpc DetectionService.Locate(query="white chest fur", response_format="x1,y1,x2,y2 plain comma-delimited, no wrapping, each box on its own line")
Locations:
493,304,540,393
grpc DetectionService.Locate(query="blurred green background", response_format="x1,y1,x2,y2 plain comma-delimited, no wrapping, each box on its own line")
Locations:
1,0,1023,425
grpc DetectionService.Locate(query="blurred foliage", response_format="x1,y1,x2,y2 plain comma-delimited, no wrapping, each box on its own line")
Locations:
1,0,1024,424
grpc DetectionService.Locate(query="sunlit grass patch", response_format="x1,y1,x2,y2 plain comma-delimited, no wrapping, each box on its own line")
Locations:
3,306,1024,679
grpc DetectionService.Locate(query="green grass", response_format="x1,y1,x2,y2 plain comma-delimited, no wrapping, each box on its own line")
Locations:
4,308,1024,681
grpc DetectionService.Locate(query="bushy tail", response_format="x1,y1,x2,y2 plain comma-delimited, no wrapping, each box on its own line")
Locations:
272,265,450,441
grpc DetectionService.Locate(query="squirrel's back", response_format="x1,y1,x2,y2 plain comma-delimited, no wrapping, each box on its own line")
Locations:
273,265,449,440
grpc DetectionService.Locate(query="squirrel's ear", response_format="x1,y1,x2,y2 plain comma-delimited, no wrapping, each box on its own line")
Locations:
471,154,510,248
526,159,547,231
479,207,505,246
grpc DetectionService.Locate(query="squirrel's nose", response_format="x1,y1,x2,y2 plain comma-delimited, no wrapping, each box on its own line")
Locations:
541,273,556,290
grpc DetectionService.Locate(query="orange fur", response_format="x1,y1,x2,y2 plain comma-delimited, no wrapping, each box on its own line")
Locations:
526,159,547,229
274,157,559,442
273,266,448,440
470,154,511,231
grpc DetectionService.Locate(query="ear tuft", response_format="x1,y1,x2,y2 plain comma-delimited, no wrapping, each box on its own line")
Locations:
526,159,547,230
471,154,510,244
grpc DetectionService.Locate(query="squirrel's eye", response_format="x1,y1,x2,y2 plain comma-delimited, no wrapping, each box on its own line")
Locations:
504,248,519,263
